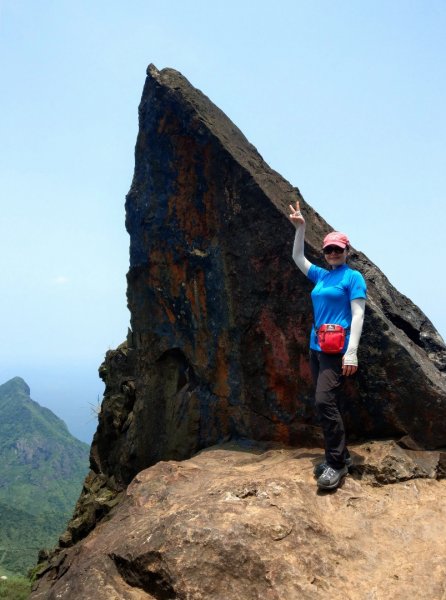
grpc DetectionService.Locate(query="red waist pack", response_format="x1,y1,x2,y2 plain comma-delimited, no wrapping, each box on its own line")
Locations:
317,324,346,354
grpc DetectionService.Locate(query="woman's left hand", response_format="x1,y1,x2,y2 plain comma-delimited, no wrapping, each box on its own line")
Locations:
342,359,358,377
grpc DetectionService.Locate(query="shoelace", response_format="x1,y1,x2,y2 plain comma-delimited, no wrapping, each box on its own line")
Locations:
320,467,336,479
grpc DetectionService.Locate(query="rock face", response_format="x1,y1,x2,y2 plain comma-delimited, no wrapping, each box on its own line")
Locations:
90,64,446,494
31,441,446,600
31,65,446,598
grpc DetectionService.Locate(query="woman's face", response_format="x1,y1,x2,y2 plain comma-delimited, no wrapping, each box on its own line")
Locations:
323,245,348,268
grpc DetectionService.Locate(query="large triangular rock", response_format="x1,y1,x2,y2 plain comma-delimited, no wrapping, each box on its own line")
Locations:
92,64,446,489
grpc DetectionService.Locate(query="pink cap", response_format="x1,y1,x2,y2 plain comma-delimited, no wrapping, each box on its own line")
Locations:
323,231,350,249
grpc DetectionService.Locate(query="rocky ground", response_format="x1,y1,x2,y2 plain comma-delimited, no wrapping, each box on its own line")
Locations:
31,440,446,600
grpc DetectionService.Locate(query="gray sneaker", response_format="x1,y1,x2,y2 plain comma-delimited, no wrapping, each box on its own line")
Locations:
317,465,348,490
313,456,352,478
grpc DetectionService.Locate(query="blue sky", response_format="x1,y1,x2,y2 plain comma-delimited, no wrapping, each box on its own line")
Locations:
1,1,445,443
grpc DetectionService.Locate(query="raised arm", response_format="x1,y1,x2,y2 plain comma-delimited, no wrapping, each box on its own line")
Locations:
289,200,312,276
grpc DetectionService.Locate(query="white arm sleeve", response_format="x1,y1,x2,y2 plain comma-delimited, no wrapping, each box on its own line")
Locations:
343,298,366,366
292,223,312,276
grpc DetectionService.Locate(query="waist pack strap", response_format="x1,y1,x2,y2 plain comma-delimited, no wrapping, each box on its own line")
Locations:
315,324,350,333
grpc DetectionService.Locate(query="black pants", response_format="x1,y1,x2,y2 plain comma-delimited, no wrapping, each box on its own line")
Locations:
309,350,349,469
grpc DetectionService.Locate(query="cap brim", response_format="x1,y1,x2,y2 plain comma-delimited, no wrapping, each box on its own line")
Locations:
323,242,347,249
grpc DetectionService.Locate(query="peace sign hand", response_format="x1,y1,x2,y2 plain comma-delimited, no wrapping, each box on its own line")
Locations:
289,200,305,227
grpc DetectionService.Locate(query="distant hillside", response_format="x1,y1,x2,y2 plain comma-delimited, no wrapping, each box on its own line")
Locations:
0,377,89,574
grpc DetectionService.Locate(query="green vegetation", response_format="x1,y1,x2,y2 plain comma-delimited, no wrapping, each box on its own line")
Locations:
0,576,31,600
0,565,31,600
0,501,66,575
0,377,90,575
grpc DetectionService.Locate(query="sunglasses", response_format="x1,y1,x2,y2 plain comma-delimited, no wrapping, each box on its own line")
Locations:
323,245,345,255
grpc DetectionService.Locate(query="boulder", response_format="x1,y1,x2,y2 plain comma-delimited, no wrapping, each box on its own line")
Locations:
30,441,446,600
31,66,446,596
90,65,446,491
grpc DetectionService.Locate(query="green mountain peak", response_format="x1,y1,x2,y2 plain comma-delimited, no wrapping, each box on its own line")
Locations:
0,377,90,575
0,376,31,397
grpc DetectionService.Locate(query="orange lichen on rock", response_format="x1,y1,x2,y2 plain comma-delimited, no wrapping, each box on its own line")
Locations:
258,307,298,414
167,140,217,248
274,421,291,444
214,332,231,399
185,270,207,324
169,257,187,298
147,248,166,287
258,308,290,372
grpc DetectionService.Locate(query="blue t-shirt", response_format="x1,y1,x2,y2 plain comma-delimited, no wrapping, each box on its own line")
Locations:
307,263,367,352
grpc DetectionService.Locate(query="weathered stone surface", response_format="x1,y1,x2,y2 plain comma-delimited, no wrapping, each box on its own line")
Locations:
86,64,446,494
41,64,446,589
30,442,446,600
56,470,123,549
351,439,443,484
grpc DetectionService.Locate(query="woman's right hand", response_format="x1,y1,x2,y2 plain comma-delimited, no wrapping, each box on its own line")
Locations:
289,200,305,227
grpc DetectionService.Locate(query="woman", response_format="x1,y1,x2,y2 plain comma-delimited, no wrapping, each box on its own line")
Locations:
289,199,367,490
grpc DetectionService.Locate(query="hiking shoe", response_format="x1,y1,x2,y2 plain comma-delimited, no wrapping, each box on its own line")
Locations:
317,465,348,490
313,456,352,478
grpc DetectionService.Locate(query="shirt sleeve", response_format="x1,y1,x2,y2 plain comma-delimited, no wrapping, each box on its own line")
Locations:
308,264,327,284
348,270,367,301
